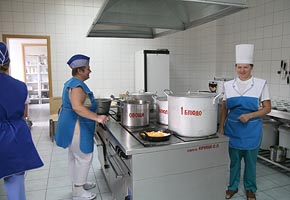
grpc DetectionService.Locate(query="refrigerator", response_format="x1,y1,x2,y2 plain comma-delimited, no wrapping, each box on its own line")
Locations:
135,49,170,96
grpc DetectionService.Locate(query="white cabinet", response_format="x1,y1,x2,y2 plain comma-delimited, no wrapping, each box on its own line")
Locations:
25,55,49,104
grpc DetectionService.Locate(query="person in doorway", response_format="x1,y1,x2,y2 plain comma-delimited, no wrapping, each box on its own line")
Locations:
0,42,44,200
55,54,108,200
218,44,271,200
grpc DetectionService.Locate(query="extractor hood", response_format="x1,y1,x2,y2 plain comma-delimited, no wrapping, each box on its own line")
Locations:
87,0,248,39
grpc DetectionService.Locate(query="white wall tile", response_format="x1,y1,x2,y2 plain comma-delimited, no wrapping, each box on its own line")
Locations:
0,1,12,12
0,11,13,22
2,0,290,99
274,11,284,24
23,2,34,13
282,34,290,47
13,11,24,22
273,23,283,36
24,22,35,33
1,22,13,32
13,22,25,33
274,0,284,12
283,21,290,35
54,4,65,14
35,23,46,34
12,1,23,12
34,3,45,13
24,13,34,23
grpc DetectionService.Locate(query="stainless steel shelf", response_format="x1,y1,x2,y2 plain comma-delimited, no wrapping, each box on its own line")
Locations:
258,149,290,172
261,110,290,172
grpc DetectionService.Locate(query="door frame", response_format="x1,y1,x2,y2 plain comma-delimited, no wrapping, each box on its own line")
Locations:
2,34,53,97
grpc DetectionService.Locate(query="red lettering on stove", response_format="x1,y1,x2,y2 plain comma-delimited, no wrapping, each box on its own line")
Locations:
180,107,202,116
187,144,219,152
129,113,144,118
159,109,168,114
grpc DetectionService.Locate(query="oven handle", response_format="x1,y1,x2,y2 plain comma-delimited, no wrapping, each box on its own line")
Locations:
107,155,124,178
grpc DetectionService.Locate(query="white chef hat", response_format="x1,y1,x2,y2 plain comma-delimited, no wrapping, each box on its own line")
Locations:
67,54,90,69
235,44,254,64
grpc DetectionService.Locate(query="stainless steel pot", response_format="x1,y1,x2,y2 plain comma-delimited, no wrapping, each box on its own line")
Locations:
166,92,221,137
154,96,168,125
127,90,157,119
270,145,287,163
126,90,156,104
95,98,112,115
121,100,150,127
153,89,172,125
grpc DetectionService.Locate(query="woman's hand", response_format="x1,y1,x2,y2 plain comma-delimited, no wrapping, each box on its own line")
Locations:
239,114,251,123
218,127,224,135
96,115,109,124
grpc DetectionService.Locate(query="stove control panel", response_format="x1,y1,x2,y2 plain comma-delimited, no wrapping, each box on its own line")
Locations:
116,146,129,159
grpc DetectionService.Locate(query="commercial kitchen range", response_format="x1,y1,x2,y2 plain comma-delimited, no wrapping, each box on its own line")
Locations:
94,113,229,200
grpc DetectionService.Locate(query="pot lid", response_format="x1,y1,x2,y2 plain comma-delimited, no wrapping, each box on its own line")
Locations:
169,92,217,98
87,0,248,39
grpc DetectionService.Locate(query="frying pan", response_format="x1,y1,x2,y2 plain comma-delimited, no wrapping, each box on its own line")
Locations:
139,129,171,142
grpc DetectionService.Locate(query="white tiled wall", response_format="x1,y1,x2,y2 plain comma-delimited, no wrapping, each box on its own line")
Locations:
0,0,290,100
216,0,290,100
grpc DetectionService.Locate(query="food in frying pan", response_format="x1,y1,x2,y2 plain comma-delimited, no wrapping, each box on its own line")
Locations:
143,131,170,137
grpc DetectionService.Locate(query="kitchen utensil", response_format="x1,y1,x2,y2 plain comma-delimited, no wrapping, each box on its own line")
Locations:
283,62,287,80
95,98,112,115
121,99,150,127
127,90,157,119
208,81,218,92
166,91,219,137
152,89,172,125
270,145,287,163
139,128,171,142
279,60,284,79
287,60,290,84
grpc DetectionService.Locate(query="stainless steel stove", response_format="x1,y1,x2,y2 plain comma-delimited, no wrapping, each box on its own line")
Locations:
109,111,219,147
95,110,229,200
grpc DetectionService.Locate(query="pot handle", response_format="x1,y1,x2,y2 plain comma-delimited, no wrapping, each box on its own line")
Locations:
138,89,145,94
164,89,173,96
212,93,223,104
152,94,158,100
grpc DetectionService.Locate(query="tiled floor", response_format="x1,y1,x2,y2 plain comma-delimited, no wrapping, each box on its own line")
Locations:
1,104,290,200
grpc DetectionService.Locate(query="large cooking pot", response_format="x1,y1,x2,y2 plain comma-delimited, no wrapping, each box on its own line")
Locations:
121,100,150,127
95,98,112,115
152,89,172,125
127,90,157,119
126,90,156,104
166,92,222,137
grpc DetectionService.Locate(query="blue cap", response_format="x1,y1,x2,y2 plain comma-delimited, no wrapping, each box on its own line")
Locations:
0,42,10,66
67,54,90,69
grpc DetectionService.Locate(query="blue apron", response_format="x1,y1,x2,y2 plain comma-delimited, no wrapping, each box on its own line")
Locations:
0,73,43,179
55,77,97,153
224,78,265,150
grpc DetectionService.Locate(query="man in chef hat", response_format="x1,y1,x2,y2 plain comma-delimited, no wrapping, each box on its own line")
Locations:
219,44,271,200
55,54,108,199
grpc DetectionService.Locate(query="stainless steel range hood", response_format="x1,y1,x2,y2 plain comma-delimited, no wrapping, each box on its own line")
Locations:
87,0,248,39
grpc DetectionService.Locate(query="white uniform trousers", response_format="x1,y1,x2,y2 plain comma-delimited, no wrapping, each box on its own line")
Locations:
68,121,93,185
4,172,26,200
